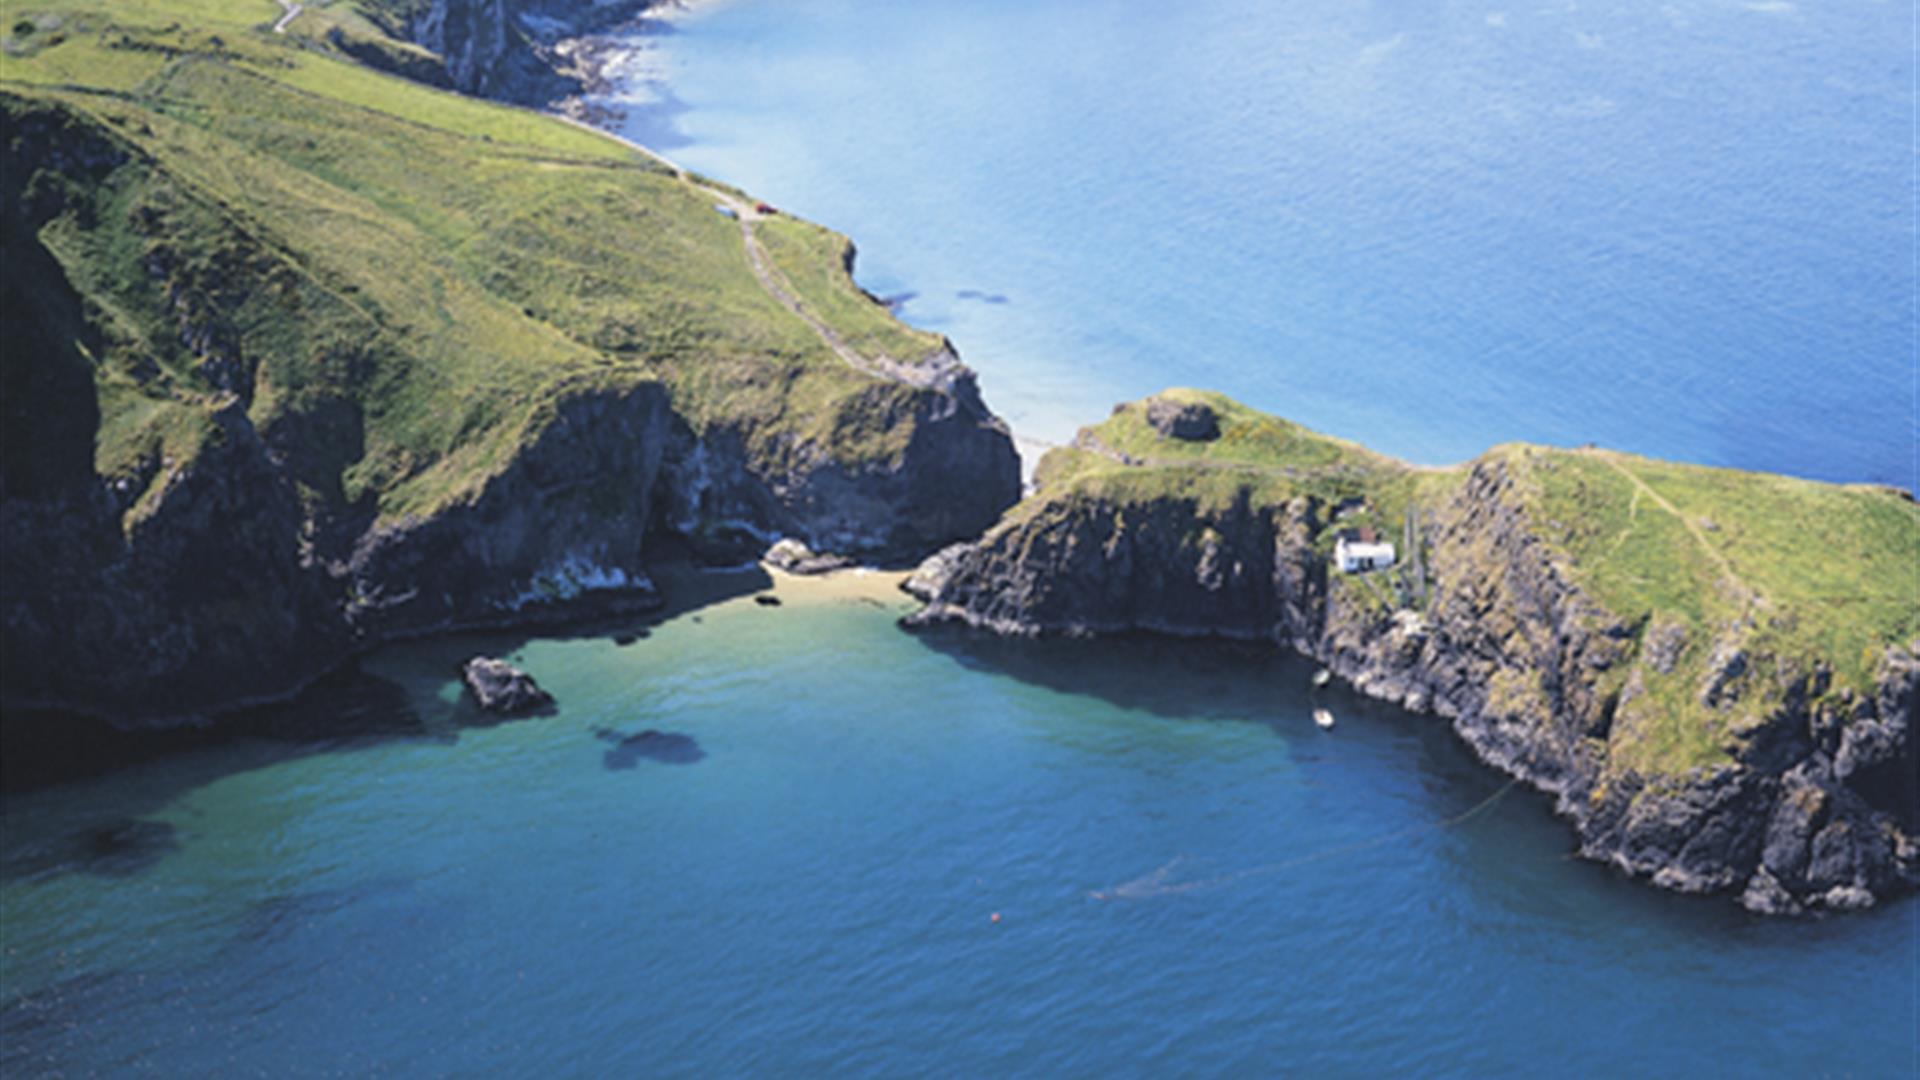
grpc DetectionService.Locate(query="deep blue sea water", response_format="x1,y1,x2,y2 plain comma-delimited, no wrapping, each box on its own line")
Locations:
3,4,1917,1075
3,576,1914,1075
605,0,1916,488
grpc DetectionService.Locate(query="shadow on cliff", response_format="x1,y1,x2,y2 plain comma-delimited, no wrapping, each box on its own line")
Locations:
410,552,772,681
904,623,1325,731
0,662,442,885
902,621,1781,929
0,556,770,885
905,630,1920,934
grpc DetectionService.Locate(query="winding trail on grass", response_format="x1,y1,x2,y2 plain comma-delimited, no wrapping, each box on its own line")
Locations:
553,116,958,394
271,0,303,34
1584,448,1760,610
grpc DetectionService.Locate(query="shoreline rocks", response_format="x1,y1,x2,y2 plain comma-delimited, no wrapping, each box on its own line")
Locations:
1,89,1020,780
763,537,853,575
904,451,1917,916
460,656,554,715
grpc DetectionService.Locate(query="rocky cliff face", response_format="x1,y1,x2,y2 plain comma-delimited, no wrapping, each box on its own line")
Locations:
1,94,1019,769
909,454,1917,914
1,375,676,720
392,0,659,102
661,374,1019,565
339,380,675,642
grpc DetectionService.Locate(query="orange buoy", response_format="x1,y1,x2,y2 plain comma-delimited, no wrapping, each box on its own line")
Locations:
990,912,1001,923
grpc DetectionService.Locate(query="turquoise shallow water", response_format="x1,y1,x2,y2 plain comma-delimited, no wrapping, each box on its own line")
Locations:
603,0,1915,487
2,579,1914,1074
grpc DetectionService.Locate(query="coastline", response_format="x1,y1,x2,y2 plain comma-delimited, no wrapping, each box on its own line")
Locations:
0,5,1023,779
545,0,729,128
7,0,1910,920
3,7,1916,1074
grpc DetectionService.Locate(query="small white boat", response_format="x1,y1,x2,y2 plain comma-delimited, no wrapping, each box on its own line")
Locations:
1313,708,1335,730
1312,668,1332,688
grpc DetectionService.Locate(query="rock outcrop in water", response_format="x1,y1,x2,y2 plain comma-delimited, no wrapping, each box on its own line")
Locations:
461,656,554,715
908,390,1918,914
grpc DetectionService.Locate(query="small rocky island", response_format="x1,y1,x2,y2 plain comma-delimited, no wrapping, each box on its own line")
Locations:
906,391,1918,915
461,657,554,715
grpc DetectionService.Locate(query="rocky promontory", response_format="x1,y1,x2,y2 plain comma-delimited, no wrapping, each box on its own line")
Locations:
907,391,1918,914
0,15,1018,780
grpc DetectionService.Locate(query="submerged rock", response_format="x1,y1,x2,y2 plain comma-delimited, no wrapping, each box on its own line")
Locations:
1,818,179,882
594,727,705,768
460,656,553,715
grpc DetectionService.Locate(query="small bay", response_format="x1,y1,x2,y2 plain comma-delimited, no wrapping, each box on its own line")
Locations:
2,3,1913,1074
1,575,1913,1074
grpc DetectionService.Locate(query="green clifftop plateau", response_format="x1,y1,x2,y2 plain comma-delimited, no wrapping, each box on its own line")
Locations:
908,390,1919,914
0,0,1019,734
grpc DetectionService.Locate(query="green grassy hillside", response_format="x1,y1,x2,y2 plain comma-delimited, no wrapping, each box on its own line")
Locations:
1509,444,1919,773
1030,390,1447,616
3,0,924,523
1026,392,1918,779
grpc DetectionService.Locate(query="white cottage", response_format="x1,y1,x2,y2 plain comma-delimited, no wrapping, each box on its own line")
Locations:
1334,534,1396,574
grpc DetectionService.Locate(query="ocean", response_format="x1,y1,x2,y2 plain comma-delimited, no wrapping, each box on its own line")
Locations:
2,3,1914,1075
601,0,1915,488
3,573,1912,1074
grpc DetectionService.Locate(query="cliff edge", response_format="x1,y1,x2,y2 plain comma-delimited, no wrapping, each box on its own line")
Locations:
908,390,1918,914
0,9,1018,759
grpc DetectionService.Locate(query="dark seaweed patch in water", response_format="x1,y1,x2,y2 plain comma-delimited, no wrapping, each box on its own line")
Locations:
235,878,413,945
0,818,179,883
955,289,1010,304
592,727,705,768
754,594,782,607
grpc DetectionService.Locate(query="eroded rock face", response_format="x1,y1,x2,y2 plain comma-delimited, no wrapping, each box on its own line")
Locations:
908,489,1319,641
763,538,853,576
902,542,974,602
906,459,1918,914
341,382,674,641
404,0,658,102
460,656,553,715
659,375,1020,568
1144,397,1220,442
1,372,672,721
1,98,1020,776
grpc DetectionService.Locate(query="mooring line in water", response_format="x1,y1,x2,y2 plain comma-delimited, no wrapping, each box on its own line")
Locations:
1089,777,1522,901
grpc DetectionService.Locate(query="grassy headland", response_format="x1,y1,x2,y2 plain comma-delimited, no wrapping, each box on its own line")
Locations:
1021,391,1918,779
2,0,931,523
